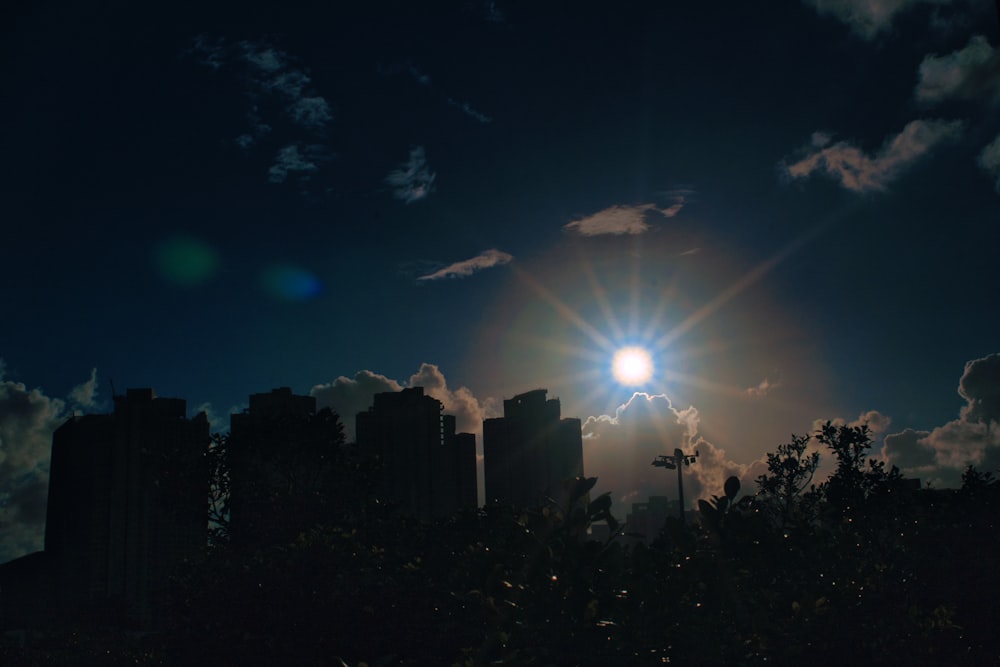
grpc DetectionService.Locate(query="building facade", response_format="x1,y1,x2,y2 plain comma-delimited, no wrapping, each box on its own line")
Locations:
227,387,344,543
483,388,584,508
356,387,477,519
44,388,209,627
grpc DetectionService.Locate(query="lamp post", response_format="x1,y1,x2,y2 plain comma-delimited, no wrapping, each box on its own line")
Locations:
652,447,699,522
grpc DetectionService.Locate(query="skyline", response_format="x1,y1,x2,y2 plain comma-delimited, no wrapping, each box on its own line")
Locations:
3,0,1000,563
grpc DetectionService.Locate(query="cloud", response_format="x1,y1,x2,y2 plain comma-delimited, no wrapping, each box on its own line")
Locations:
417,249,513,281
268,144,319,183
0,365,87,563
782,119,964,192
483,0,505,23
194,401,247,433
800,0,942,39
311,371,402,441
582,393,747,509
189,38,333,154
288,96,333,130
745,375,782,398
447,97,492,123
311,363,497,442
189,34,226,70
882,354,1000,487
406,363,499,435
563,202,683,237
68,368,100,412
978,133,1000,193
915,35,1000,106
386,146,436,203
240,43,333,132
958,353,1000,425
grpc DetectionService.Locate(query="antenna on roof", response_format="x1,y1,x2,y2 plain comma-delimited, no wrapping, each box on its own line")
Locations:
109,377,117,400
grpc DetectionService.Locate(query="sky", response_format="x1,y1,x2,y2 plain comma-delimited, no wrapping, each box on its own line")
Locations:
2,0,1000,562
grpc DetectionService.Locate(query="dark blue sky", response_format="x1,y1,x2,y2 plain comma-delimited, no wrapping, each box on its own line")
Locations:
2,0,999,561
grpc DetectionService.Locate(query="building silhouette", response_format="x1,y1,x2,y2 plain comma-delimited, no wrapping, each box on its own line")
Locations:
483,388,584,508
356,387,477,519
228,387,344,543
624,496,675,544
43,388,208,627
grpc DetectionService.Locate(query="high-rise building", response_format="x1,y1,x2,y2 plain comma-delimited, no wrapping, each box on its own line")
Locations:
483,388,584,508
624,496,675,544
228,387,343,543
356,387,477,519
44,388,208,627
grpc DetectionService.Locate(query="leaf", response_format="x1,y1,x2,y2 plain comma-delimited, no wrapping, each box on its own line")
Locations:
588,493,612,515
724,475,741,500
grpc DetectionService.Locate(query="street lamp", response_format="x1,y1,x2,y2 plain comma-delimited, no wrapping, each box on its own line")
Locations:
652,447,699,522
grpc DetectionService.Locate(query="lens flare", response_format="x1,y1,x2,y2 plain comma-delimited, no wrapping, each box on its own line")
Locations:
260,264,323,301
154,236,219,287
612,346,653,386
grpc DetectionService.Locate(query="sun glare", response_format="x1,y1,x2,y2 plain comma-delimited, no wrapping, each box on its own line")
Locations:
611,346,654,386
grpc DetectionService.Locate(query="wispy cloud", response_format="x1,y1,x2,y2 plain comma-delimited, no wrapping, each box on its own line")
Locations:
417,249,513,281
386,146,436,203
241,43,333,131
68,368,100,411
189,34,226,70
781,119,964,192
563,202,683,236
916,35,1000,106
268,144,318,183
800,0,939,39
745,375,782,398
979,133,1000,193
447,97,492,123
189,37,333,158
288,96,333,130
483,0,505,23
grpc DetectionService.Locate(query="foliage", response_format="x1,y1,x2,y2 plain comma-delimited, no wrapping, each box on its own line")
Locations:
9,421,1000,665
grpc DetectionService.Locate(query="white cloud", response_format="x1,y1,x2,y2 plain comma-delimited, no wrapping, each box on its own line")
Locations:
563,202,683,237
68,368,100,412
915,35,1000,105
193,401,247,433
958,353,1000,425
0,365,95,563
782,119,964,192
978,133,1000,193
268,144,318,183
800,0,943,39
417,249,513,281
883,354,1000,487
582,393,748,508
311,363,498,442
386,146,436,203
407,363,499,435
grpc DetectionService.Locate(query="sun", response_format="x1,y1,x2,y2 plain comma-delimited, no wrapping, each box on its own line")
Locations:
611,346,654,386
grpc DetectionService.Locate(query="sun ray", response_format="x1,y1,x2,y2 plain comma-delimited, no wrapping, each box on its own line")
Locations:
512,264,616,352
655,207,851,351
580,252,626,342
